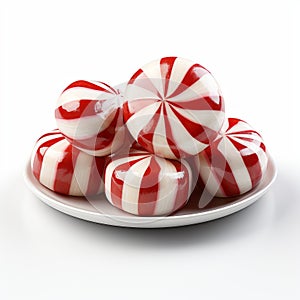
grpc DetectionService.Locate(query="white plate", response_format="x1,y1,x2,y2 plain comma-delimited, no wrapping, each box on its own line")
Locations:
24,154,277,228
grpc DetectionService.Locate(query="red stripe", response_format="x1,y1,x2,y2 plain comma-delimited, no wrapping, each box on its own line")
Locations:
55,99,100,120
228,130,260,137
138,156,160,216
229,137,262,188
169,105,216,144
172,160,190,212
85,156,106,195
167,64,208,98
37,129,60,142
160,57,177,97
123,101,135,122
260,142,266,152
227,118,241,131
136,105,162,154
32,136,65,181
205,144,240,197
110,157,146,209
128,69,143,84
128,70,163,99
123,101,134,121
99,82,118,94
217,164,240,197
169,96,224,111
62,80,115,94
181,64,209,89
52,145,81,195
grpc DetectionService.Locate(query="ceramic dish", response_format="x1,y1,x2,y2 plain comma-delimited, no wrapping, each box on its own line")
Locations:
24,154,276,228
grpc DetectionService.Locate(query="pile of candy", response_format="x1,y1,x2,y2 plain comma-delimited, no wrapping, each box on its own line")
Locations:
31,57,268,216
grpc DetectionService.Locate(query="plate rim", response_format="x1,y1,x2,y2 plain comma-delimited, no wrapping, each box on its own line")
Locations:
24,154,277,228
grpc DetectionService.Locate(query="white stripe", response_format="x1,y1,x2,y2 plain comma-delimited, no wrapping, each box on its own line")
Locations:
125,84,160,101
121,156,152,215
96,178,104,195
226,120,253,134
188,73,221,101
199,152,224,197
166,57,195,97
182,159,193,197
221,118,229,133
31,132,62,169
39,139,69,190
111,154,150,169
152,109,176,158
141,60,164,97
57,87,114,107
218,137,252,194
257,149,268,174
70,151,94,196
230,132,262,141
154,157,178,215
105,155,150,204
165,104,208,155
125,102,161,140
167,73,221,103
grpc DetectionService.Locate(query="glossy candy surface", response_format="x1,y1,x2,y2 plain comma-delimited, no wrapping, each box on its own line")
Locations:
55,80,125,156
105,150,193,216
198,118,268,197
31,129,106,196
124,57,225,159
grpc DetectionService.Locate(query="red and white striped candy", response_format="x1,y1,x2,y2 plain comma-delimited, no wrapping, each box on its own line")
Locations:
105,151,193,216
31,129,106,196
198,118,268,197
124,57,225,159
55,80,125,156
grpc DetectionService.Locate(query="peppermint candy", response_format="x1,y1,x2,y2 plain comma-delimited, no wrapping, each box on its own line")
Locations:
198,118,268,197
124,57,225,159
105,151,193,216
55,80,125,156
31,129,106,196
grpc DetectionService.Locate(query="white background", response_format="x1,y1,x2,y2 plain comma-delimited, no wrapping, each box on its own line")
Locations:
1,0,299,299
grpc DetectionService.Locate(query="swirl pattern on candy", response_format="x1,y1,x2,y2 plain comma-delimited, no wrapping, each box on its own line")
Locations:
124,57,225,159
105,151,193,216
31,129,106,196
198,118,268,197
55,80,125,156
